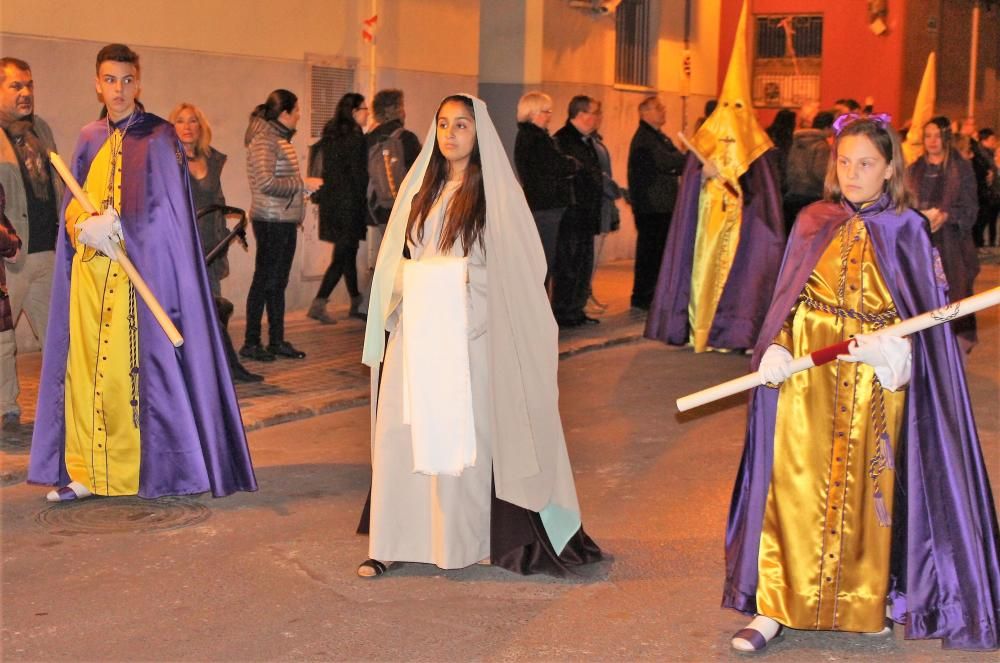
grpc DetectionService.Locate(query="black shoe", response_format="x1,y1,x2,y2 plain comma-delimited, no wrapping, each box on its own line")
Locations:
231,363,265,383
268,341,306,359
580,315,601,325
239,344,276,362
556,317,583,329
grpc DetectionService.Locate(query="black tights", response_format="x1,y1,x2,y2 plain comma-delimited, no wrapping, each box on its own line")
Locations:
316,241,360,300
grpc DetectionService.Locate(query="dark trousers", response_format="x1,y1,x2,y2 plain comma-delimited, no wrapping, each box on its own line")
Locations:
531,207,564,285
316,241,360,299
631,213,670,308
245,220,297,347
552,210,594,322
974,203,998,247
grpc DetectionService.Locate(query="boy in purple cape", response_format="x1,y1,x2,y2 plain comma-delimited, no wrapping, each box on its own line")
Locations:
725,115,999,653
28,44,256,500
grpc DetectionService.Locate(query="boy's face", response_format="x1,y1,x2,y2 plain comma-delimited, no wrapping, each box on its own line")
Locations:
95,60,139,121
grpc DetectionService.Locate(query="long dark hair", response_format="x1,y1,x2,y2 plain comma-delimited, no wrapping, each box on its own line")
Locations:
251,89,297,122
323,93,365,137
923,115,954,168
406,95,485,256
824,117,913,213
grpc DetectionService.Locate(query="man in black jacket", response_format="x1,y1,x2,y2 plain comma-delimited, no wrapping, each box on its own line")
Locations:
627,96,685,310
553,96,603,327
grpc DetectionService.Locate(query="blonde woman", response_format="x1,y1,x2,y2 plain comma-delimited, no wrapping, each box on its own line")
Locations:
170,102,261,383
513,91,577,287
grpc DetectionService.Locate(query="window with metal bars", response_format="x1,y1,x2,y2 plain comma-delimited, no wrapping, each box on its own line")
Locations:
615,0,651,87
755,15,823,58
308,63,355,139
752,14,823,108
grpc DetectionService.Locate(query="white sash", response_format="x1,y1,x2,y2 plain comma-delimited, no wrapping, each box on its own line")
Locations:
401,256,476,475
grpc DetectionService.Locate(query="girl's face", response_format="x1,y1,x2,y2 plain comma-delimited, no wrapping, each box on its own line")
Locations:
923,123,944,157
836,134,892,204
173,108,201,147
437,100,476,171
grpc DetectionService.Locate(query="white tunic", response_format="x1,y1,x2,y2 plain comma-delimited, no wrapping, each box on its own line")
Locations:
369,181,491,568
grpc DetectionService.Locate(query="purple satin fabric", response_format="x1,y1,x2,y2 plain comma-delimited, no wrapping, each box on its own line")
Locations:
724,196,1000,650
644,150,786,350
28,110,257,498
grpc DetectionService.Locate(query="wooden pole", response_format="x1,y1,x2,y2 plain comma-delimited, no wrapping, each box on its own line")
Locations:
49,151,184,348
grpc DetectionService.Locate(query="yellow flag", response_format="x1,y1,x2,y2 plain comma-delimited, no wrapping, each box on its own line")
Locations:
690,0,772,180
902,52,936,165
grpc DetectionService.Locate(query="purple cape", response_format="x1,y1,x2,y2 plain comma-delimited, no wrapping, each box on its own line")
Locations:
644,150,785,350
28,110,257,498
724,196,1000,650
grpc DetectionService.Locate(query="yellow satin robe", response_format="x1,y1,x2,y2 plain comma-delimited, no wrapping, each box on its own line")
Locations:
688,170,742,353
757,217,905,632
63,129,141,496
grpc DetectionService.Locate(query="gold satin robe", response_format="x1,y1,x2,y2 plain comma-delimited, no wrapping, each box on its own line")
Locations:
63,129,141,496
688,172,743,353
757,217,905,632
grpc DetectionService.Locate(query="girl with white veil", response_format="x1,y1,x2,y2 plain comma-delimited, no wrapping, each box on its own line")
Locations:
356,94,602,577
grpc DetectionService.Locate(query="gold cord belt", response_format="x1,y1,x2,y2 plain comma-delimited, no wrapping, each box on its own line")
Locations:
798,294,896,329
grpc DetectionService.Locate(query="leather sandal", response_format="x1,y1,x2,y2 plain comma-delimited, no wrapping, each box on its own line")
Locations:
357,559,393,578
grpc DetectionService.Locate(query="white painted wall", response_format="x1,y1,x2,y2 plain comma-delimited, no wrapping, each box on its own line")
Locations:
1,0,719,339
1,0,479,334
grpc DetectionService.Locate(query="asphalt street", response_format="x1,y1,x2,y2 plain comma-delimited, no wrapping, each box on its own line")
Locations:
1,262,997,662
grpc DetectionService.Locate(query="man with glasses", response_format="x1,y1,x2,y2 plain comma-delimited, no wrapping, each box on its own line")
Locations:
553,96,603,327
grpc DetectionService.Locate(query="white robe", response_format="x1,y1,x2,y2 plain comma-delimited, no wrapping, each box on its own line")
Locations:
369,181,492,568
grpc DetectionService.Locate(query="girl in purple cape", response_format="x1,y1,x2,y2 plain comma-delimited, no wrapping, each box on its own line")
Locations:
725,116,1000,652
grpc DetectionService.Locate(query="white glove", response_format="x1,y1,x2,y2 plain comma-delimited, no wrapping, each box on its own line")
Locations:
77,209,122,258
838,333,912,392
758,344,793,386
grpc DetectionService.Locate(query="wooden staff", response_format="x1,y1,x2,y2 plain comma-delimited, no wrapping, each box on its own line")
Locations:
676,286,1000,412
676,131,741,199
49,151,184,348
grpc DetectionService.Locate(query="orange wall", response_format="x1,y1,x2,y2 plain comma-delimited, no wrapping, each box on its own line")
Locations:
717,0,908,127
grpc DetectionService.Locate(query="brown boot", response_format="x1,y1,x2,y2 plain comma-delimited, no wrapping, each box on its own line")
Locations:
307,297,336,324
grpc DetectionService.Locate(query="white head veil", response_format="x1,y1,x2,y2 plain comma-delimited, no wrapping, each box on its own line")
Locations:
362,94,581,552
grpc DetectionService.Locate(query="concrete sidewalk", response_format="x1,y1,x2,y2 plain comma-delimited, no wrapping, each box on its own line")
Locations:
0,261,647,483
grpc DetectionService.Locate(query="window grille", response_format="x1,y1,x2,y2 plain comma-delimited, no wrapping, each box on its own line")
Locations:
752,14,823,108
308,64,355,138
755,16,823,59
615,0,651,87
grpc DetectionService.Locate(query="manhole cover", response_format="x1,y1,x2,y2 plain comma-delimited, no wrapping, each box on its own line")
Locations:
35,496,210,535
